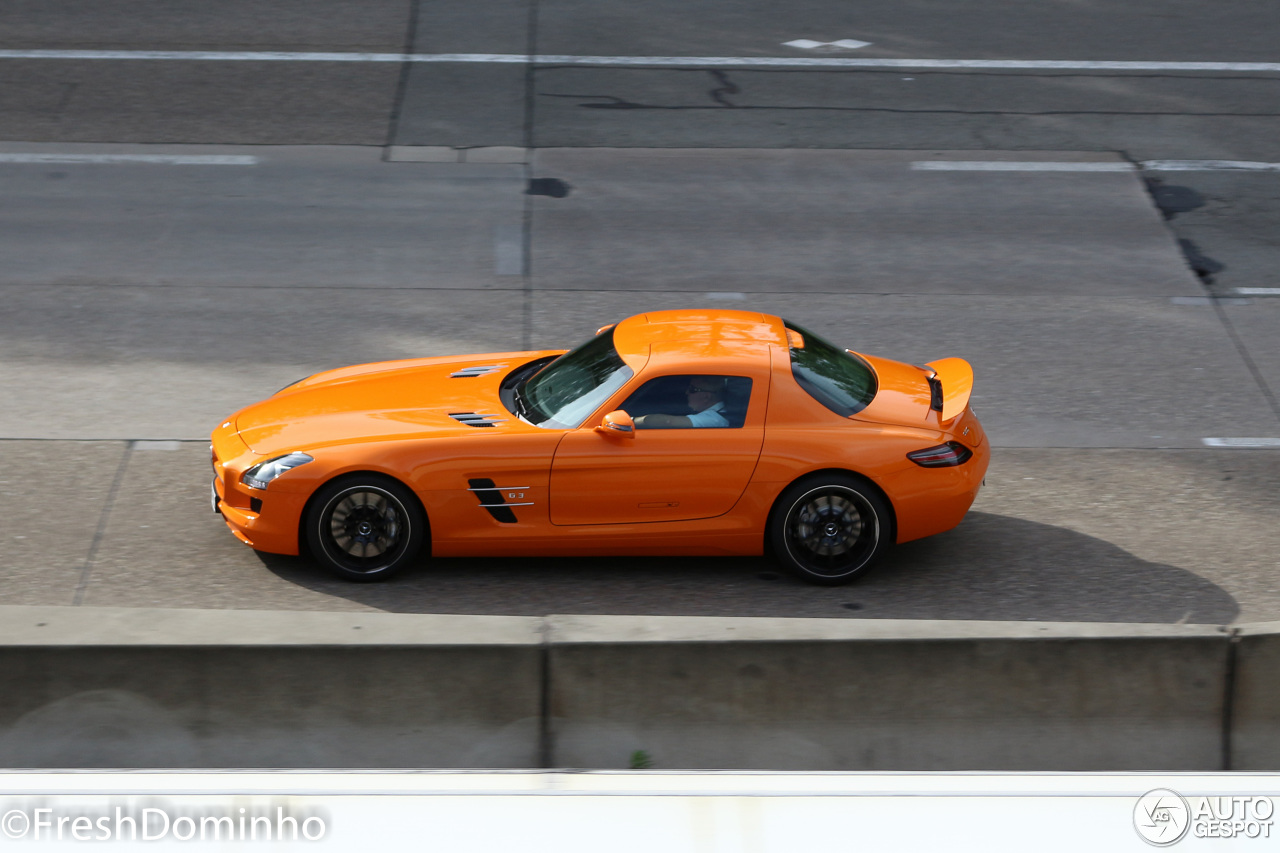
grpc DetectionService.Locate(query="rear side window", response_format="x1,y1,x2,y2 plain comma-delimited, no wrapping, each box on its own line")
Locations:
783,320,877,416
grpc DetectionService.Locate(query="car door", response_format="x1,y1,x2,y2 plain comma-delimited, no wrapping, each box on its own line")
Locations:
548,374,764,525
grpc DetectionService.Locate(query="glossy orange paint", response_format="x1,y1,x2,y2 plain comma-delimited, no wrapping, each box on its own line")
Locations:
210,311,989,570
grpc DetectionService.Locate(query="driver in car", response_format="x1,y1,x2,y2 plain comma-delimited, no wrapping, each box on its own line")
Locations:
634,377,729,428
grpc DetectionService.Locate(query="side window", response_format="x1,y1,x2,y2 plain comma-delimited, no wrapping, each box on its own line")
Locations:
783,320,877,416
619,375,753,429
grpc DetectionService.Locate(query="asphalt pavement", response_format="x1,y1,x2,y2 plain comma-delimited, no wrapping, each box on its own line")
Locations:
1,0,1278,623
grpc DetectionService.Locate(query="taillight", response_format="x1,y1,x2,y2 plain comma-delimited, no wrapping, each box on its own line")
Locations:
907,441,973,468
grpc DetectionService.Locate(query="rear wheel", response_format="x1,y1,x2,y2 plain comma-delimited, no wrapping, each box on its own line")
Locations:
769,474,890,585
305,475,425,581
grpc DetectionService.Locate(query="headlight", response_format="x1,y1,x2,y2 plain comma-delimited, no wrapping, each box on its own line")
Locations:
241,452,313,490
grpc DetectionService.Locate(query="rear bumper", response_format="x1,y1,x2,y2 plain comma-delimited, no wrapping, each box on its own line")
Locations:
886,441,991,544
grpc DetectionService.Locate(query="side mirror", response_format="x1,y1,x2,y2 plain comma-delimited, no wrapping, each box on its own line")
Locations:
596,410,635,438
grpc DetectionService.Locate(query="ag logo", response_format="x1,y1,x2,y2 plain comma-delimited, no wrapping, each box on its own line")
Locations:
1135,789,1191,846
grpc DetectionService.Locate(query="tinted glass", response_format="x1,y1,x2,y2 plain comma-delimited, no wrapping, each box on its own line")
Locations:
522,327,634,429
784,321,877,416
620,375,753,429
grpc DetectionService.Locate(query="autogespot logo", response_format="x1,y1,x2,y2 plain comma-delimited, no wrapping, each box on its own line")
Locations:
1134,789,1192,846
1134,789,1277,844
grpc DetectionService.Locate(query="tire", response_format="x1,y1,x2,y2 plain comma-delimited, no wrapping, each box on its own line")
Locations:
305,475,426,581
769,474,891,585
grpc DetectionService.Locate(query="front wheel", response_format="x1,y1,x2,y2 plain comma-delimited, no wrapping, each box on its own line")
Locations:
769,474,891,585
305,475,426,581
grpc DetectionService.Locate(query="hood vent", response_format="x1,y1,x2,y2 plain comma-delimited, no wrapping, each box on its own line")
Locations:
449,412,508,428
450,364,507,378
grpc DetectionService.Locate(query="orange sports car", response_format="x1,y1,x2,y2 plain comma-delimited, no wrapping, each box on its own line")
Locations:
210,310,988,585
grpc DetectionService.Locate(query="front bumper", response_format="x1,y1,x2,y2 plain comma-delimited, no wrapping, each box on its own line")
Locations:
211,418,310,555
211,475,307,556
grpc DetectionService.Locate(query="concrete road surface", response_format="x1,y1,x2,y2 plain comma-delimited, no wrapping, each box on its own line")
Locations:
0,0,1278,623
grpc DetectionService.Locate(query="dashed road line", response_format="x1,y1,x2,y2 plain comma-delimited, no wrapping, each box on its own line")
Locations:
1144,160,1280,172
0,50,415,62
4,154,1271,173
913,160,1280,172
783,40,873,50
1202,438,1280,447
912,161,1134,172
1236,288,1280,296
494,225,526,276
0,153,258,165
1,50,1279,72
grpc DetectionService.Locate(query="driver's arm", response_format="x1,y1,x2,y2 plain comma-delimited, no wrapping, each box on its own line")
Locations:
633,413,692,428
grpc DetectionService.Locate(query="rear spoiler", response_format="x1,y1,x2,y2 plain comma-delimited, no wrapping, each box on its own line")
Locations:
923,358,974,422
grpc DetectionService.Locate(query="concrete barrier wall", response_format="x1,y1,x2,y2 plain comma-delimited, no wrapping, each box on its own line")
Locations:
0,607,545,768
546,616,1228,771
0,605,1262,771
1228,621,1280,771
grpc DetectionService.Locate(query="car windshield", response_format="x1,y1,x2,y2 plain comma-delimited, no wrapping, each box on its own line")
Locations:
784,320,877,416
520,327,634,429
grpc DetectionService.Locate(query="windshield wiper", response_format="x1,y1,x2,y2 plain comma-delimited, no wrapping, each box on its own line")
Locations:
500,355,557,423
511,381,534,422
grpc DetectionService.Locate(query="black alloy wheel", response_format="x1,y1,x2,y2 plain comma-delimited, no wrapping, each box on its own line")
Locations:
769,474,890,585
306,475,426,581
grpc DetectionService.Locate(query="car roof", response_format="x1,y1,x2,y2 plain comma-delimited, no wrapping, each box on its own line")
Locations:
612,310,787,364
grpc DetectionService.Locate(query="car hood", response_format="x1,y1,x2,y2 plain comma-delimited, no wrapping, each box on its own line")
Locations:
233,351,559,454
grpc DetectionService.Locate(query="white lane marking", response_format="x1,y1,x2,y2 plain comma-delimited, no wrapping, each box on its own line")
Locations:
0,50,414,62
912,161,1134,171
0,153,257,165
913,160,1280,173
1,50,1279,71
494,225,525,276
705,292,747,300
1236,287,1280,295
783,39,873,50
546,57,1280,71
1144,160,1280,171
1202,438,1280,447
